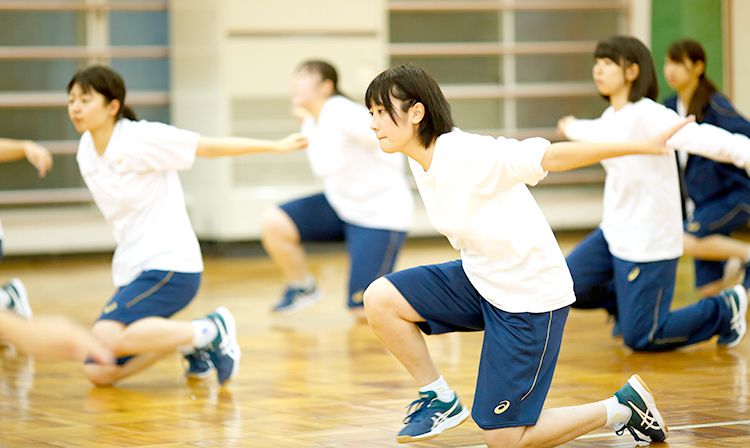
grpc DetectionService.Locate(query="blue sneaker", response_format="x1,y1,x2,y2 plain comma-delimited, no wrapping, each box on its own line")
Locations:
717,286,747,348
396,391,469,443
614,374,668,443
184,349,214,379
205,307,241,385
272,283,321,314
2,278,32,319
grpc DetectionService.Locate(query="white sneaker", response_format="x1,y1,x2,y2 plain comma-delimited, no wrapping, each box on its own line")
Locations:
718,285,748,349
2,278,32,319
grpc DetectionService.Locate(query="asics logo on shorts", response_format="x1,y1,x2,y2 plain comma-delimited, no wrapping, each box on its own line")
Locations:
351,290,364,304
103,302,118,314
627,400,661,431
627,267,640,282
493,400,511,415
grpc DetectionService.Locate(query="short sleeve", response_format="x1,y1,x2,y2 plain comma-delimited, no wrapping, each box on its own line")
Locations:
124,120,200,172
443,132,549,193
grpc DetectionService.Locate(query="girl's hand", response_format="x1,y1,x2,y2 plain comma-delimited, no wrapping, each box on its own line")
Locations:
23,141,53,177
649,115,696,153
275,133,308,152
556,115,576,137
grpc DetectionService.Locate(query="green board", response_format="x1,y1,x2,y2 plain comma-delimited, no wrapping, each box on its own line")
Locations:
651,0,724,101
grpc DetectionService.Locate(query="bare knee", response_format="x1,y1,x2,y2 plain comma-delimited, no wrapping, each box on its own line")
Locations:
362,277,397,317
260,206,298,241
484,427,526,448
682,233,698,256
92,322,126,355
84,364,119,387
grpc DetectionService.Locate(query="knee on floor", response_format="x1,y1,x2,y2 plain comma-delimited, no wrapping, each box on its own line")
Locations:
483,428,527,448
84,364,118,387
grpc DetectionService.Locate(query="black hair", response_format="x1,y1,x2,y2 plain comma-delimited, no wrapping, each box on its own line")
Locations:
297,60,346,97
365,64,454,148
667,38,718,121
594,36,658,102
66,65,137,121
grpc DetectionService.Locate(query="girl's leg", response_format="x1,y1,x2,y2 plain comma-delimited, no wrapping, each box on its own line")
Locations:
92,318,192,356
88,272,239,386
262,194,345,313
363,277,439,384
684,233,750,261
84,349,173,387
344,224,406,320
365,261,484,442
483,403,606,448
613,258,742,351
566,228,618,316
260,205,311,284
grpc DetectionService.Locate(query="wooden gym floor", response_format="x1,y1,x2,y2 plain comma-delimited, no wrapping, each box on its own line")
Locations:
0,234,748,447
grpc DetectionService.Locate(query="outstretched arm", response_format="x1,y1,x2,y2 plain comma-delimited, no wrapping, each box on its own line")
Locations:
542,117,694,172
196,133,308,158
0,139,53,177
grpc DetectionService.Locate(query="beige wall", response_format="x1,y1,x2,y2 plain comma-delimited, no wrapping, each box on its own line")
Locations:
731,0,750,113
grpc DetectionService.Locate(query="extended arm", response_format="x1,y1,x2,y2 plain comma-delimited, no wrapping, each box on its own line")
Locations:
0,138,53,177
196,133,307,158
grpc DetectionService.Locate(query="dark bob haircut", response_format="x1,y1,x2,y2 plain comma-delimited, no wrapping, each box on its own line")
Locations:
594,36,658,102
67,65,137,120
365,64,453,148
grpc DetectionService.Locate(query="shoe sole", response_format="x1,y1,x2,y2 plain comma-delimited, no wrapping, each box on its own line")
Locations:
628,374,669,441
8,278,32,319
396,406,470,443
721,286,748,349
186,370,214,380
273,291,322,315
214,307,240,384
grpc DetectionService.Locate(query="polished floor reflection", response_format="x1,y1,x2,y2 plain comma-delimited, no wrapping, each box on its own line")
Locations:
0,236,748,447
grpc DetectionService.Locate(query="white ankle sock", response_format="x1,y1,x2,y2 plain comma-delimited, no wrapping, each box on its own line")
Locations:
602,396,632,428
0,287,10,309
192,319,218,349
420,375,455,403
290,276,315,291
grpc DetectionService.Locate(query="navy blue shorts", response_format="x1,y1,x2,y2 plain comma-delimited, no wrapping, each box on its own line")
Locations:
686,191,750,287
385,260,569,430
280,193,406,308
98,270,201,326
567,228,729,351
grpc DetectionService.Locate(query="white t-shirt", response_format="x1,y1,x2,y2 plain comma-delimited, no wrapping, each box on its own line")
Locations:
410,128,575,313
76,119,203,287
564,98,750,262
301,95,414,231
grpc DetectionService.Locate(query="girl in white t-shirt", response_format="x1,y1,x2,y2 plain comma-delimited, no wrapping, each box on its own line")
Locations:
558,36,749,352
261,61,413,319
67,65,307,386
0,138,52,320
362,63,685,446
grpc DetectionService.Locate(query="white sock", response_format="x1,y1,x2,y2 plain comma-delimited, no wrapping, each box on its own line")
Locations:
290,276,315,291
0,287,10,309
178,345,195,355
601,396,632,428
420,375,455,403
191,319,218,349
